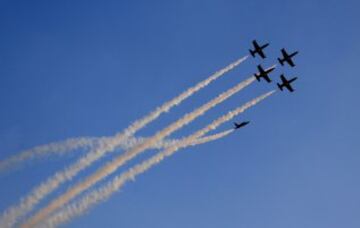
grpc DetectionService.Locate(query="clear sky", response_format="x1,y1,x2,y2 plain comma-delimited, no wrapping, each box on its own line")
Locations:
0,0,359,227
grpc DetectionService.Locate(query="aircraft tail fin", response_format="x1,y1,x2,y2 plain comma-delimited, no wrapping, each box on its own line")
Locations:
277,83,283,91
254,74,260,82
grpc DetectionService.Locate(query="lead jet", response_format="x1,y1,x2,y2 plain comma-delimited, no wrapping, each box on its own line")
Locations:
254,64,275,83
249,40,269,59
278,48,299,67
234,121,250,130
277,74,298,92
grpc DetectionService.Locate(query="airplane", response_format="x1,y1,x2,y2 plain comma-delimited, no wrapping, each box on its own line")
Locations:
234,121,250,129
254,64,275,83
278,48,299,67
277,74,298,92
249,40,269,59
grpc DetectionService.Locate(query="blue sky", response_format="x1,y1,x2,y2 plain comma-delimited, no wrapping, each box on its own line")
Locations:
0,0,359,227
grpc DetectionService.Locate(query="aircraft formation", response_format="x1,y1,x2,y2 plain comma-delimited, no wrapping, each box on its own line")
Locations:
234,39,299,130
0,38,297,227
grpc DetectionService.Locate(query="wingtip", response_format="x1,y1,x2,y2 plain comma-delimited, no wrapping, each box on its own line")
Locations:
278,58,284,66
249,50,255,57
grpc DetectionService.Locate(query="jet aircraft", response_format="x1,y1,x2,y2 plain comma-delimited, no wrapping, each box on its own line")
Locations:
234,121,250,129
254,64,275,83
278,48,298,67
249,40,269,59
277,74,298,92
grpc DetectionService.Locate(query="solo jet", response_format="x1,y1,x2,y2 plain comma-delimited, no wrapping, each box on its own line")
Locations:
278,48,299,67
254,64,275,83
249,40,269,59
234,121,250,129
277,74,298,92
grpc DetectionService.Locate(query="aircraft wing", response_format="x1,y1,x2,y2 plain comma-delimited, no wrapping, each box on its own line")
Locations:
258,51,266,59
285,84,294,92
287,58,295,67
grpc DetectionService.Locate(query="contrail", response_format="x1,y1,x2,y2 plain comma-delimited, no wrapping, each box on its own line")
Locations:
42,91,275,227
22,75,256,228
1,56,248,228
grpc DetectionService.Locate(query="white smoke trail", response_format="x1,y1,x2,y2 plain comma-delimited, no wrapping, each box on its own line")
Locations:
1,55,247,172
188,130,233,146
0,134,222,228
0,136,183,173
122,55,248,137
0,131,230,173
1,56,248,228
43,90,275,227
0,137,99,172
22,76,256,228
39,129,234,227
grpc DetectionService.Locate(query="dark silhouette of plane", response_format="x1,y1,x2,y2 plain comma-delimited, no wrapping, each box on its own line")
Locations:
278,48,299,67
277,74,298,92
249,40,269,59
234,121,250,129
254,64,275,83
